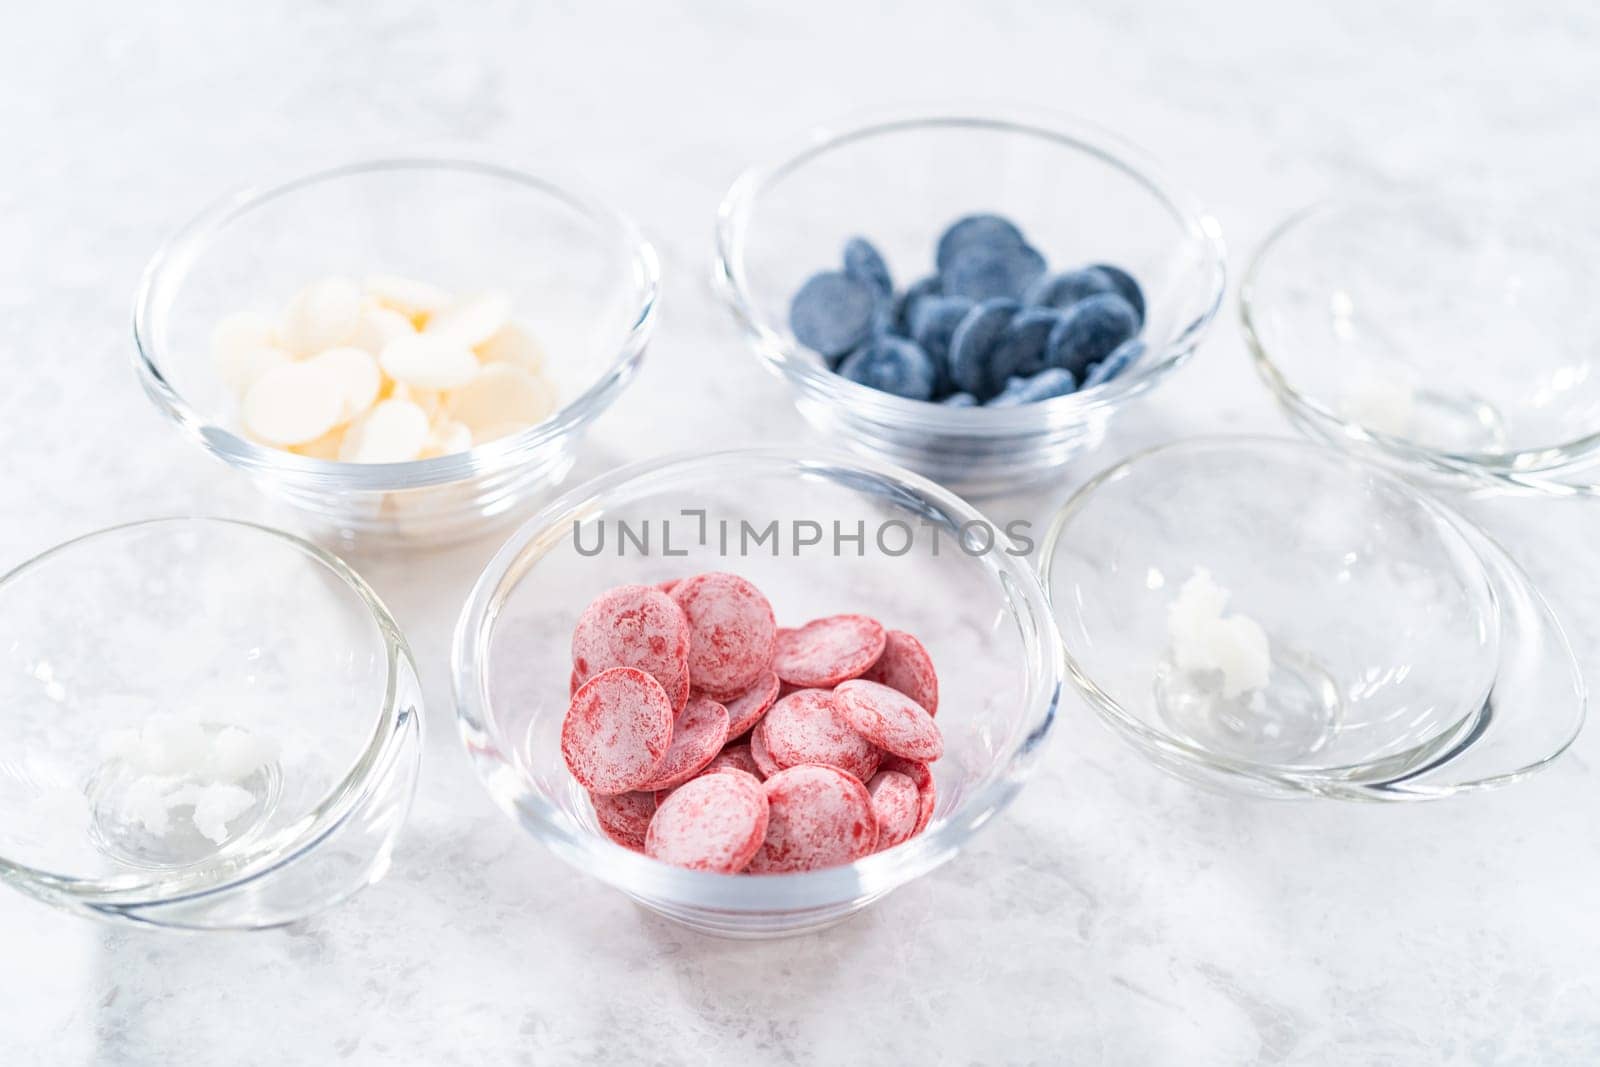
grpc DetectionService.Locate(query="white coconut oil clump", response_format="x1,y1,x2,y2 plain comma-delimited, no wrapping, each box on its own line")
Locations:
102,717,278,846
105,717,278,780
1166,569,1273,699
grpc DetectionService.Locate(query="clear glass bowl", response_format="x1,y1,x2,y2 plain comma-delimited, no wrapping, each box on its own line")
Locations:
452,449,1061,937
1041,437,1586,800
0,518,423,928
135,158,659,545
714,111,1227,497
1242,194,1600,494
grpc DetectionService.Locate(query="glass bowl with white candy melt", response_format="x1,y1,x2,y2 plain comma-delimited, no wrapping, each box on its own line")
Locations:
134,158,659,545
1242,193,1600,495
452,449,1061,937
714,111,1226,496
1040,437,1585,800
0,518,422,928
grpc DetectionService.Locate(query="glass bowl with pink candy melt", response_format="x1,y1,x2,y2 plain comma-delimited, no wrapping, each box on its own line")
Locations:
451,448,1061,938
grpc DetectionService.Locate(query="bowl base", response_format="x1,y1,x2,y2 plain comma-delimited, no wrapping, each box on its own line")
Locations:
1153,647,1342,766
1398,386,1508,454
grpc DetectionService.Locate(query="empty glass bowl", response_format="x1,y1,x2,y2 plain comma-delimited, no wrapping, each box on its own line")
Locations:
714,111,1226,497
452,449,1061,937
1242,194,1600,494
135,158,659,545
0,518,422,928
1041,437,1585,800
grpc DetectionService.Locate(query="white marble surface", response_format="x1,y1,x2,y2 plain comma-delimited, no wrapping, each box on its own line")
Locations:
3,2,1599,1063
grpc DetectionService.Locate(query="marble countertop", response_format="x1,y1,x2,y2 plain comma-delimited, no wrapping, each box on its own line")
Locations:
3,2,1598,1063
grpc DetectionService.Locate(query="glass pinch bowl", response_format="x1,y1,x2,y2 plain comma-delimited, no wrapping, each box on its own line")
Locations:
0,518,423,928
714,110,1226,497
452,448,1061,937
1040,437,1585,801
135,158,659,546
1242,193,1600,495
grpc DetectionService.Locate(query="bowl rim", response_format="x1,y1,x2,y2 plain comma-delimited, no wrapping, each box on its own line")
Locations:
1240,196,1600,484
1039,434,1512,786
713,108,1227,433
451,446,1063,909
132,156,661,491
0,516,419,905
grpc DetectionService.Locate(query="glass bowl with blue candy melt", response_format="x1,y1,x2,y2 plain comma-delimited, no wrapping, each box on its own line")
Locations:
1242,194,1600,495
0,517,423,928
714,112,1226,496
452,448,1061,937
1041,437,1585,800
135,158,659,545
